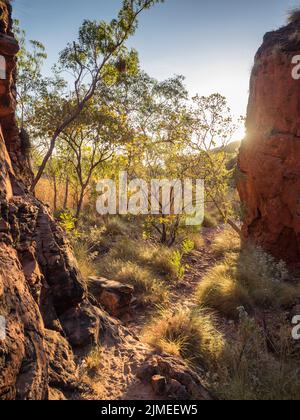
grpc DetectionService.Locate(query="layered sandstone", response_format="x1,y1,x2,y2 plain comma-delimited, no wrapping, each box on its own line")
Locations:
237,17,300,263
0,0,105,399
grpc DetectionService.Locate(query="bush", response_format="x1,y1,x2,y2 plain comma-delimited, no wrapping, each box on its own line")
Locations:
143,305,226,368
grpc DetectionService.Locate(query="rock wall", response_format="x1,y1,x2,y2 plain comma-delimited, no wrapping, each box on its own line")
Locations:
0,0,105,400
237,17,300,263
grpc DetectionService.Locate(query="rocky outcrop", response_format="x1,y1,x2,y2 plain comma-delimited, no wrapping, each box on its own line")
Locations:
237,16,300,263
138,355,213,400
0,0,107,400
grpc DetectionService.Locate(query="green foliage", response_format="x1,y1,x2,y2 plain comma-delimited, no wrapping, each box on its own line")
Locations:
170,250,186,280
58,211,77,233
14,19,47,128
181,239,195,255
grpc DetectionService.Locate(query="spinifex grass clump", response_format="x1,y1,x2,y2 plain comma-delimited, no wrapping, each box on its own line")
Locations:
143,305,226,369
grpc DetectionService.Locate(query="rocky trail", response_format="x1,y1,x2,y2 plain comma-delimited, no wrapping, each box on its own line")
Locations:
171,228,220,309
79,228,220,401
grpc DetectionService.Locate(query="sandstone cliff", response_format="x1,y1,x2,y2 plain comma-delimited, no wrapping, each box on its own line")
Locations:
237,16,300,263
0,0,106,400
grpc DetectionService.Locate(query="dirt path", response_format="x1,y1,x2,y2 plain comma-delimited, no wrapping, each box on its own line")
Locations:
170,228,219,308
82,228,220,401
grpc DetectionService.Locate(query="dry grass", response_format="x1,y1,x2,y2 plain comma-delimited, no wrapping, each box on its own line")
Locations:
217,314,300,400
188,233,205,251
202,213,218,228
73,242,97,279
143,306,226,368
196,244,299,319
98,258,169,306
196,258,251,318
85,346,103,371
211,227,241,257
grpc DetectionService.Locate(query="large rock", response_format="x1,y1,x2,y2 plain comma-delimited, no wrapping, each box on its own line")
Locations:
237,17,300,263
88,277,134,318
0,0,108,400
44,330,78,392
137,355,213,401
60,303,103,349
0,245,48,400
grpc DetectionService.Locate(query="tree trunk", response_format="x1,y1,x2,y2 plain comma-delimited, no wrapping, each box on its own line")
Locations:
161,222,167,244
75,188,85,221
63,177,69,210
52,174,58,212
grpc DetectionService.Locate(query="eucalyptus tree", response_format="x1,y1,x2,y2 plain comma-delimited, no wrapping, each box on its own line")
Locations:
31,0,164,192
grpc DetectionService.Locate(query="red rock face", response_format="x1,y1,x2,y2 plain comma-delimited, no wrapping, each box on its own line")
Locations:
0,1,107,400
237,19,300,263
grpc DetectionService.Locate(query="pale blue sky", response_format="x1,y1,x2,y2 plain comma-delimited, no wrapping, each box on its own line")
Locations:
13,0,299,138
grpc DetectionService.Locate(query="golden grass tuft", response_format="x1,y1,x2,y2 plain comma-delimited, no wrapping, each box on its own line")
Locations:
211,227,241,257
98,258,169,306
188,233,205,251
85,346,103,371
196,258,251,318
143,306,226,368
73,242,97,279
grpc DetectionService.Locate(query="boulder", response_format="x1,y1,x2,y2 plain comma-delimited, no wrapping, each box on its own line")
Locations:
44,330,78,392
138,355,213,400
88,277,133,317
59,303,103,349
151,375,167,396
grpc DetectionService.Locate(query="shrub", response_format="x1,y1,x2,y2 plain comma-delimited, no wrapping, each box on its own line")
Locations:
287,8,300,24
181,239,195,255
143,305,226,368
